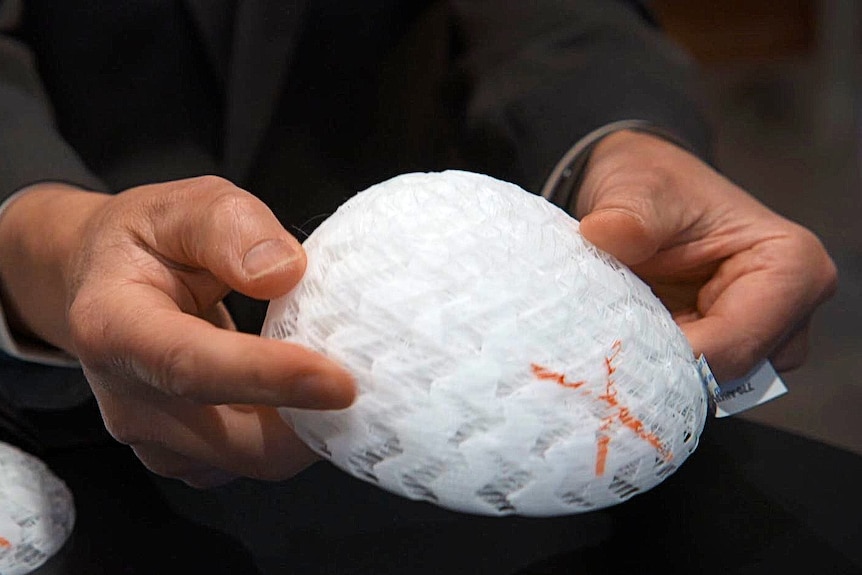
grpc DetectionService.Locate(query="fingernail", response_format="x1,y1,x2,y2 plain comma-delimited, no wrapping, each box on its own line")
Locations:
243,239,299,280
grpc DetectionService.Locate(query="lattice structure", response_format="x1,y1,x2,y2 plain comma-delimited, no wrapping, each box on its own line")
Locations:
0,442,74,574
263,171,708,516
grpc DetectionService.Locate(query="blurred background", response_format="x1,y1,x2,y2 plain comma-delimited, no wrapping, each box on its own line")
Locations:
653,0,862,455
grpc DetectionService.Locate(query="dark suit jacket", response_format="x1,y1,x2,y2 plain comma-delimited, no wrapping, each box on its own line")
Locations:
0,0,709,199
0,0,710,415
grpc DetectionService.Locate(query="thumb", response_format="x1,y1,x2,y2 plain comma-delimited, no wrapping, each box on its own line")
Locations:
573,129,699,267
578,208,656,267
577,189,679,267
140,176,306,300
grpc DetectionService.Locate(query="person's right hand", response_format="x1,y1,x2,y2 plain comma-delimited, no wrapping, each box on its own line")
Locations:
0,176,355,487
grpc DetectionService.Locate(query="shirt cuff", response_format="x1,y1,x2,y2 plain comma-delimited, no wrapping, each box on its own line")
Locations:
0,189,79,368
540,119,695,214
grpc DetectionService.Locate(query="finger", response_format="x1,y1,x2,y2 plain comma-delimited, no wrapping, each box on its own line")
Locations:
768,321,811,373
78,282,356,408
137,176,306,300
680,265,821,382
579,210,660,266
131,442,238,488
115,399,320,481
201,300,237,331
577,184,688,267
683,313,810,381
683,317,770,382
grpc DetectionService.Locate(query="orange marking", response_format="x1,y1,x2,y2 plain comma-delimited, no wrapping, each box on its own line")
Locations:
598,382,618,406
598,343,620,407
618,407,672,461
531,339,673,477
598,340,622,406
605,340,622,373
530,364,585,389
0,536,11,548
595,434,611,475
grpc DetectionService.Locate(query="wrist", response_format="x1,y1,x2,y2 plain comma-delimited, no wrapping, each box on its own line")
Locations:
0,182,110,352
542,121,696,217
576,129,692,219
589,129,676,161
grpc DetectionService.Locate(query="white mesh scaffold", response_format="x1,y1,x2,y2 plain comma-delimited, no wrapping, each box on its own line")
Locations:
0,442,74,574
262,171,708,516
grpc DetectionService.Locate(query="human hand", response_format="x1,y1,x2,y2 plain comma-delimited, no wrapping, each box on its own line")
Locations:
0,177,355,486
575,130,837,382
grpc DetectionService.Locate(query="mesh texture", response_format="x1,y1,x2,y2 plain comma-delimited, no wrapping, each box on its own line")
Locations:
262,171,708,516
0,442,75,574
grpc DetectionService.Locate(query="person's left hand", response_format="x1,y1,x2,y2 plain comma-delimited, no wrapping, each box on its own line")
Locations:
574,130,837,382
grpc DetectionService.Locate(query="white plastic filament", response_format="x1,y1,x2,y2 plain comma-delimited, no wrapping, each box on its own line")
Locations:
262,171,708,516
0,442,74,574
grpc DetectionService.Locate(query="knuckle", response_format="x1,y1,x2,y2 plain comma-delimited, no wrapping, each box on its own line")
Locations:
820,254,839,299
145,175,238,222
244,443,317,481
135,453,195,481
187,174,233,193
96,395,156,445
247,461,302,482
192,191,263,262
771,332,811,373
151,339,198,399
791,226,839,298
67,291,110,366
771,350,807,373
69,293,150,385
204,189,259,227
131,443,233,487
103,415,147,445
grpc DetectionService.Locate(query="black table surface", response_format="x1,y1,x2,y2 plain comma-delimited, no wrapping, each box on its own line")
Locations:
22,407,862,575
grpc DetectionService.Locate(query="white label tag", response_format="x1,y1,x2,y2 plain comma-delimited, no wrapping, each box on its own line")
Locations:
696,356,788,418
696,355,721,398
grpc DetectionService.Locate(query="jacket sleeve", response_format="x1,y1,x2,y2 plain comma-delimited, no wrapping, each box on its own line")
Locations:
449,0,711,193
0,0,105,203
0,1,98,372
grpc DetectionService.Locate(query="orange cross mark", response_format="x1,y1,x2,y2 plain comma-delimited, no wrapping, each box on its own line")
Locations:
531,339,673,477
